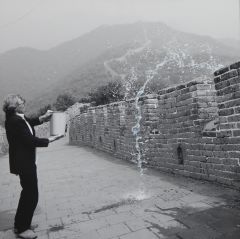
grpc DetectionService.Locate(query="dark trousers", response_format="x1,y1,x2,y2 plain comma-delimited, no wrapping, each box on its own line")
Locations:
14,170,38,233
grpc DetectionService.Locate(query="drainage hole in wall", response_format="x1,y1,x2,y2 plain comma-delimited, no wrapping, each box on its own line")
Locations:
177,145,184,165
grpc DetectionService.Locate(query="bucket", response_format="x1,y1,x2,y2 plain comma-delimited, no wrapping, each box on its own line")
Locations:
50,112,66,136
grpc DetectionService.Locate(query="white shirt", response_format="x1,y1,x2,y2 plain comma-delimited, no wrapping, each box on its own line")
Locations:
16,113,33,135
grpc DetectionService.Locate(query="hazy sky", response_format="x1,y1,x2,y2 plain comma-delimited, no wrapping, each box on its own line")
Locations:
0,0,239,53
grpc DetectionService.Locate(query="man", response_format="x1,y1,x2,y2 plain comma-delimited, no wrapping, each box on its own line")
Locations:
3,94,63,239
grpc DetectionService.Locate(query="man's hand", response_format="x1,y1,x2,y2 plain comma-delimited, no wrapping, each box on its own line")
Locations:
48,134,64,143
39,110,54,123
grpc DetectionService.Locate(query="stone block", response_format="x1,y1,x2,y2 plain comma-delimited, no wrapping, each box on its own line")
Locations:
230,61,240,70
196,84,212,90
229,151,240,158
229,76,240,85
218,85,240,97
202,131,217,137
225,99,240,108
214,66,229,76
219,108,234,116
219,123,236,130
232,129,240,137
222,158,240,166
220,70,238,81
227,114,240,122
215,80,231,90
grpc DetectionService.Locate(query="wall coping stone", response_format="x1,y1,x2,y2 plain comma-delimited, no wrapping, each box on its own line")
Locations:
214,61,240,76
214,66,230,77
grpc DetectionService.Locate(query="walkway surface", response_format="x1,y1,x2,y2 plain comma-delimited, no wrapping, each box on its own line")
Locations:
0,137,240,239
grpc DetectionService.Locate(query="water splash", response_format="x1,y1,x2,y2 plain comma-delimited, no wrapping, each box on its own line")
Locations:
162,39,224,72
124,67,138,100
132,69,155,175
124,183,151,201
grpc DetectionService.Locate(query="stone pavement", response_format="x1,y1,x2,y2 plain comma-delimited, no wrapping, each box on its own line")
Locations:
0,137,240,239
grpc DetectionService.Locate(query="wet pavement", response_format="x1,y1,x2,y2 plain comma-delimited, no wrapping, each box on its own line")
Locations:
0,137,240,239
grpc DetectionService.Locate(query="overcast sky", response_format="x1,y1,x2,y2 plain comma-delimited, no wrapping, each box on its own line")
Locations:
0,0,239,53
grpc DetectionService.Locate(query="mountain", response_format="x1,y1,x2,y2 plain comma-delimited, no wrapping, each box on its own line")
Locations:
218,38,240,51
0,22,239,118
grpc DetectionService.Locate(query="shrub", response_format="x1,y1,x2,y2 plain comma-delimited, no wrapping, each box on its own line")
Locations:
54,93,76,111
88,81,124,106
37,104,52,116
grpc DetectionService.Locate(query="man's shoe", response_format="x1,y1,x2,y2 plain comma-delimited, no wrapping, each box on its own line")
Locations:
14,224,38,234
17,229,37,239
30,224,38,231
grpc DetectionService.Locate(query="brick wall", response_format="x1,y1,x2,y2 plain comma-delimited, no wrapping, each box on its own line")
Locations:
0,126,8,156
69,61,240,189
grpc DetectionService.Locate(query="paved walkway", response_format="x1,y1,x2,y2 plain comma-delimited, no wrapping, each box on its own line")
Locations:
0,137,240,239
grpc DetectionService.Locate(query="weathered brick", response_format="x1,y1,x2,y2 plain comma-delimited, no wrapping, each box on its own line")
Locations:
217,85,240,96
229,76,240,85
176,84,186,90
232,130,240,137
166,87,176,93
231,91,240,99
197,84,212,90
227,137,240,144
227,114,240,122
224,99,240,108
219,108,234,116
217,130,233,138
219,123,236,130
214,76,221,84
202,131,216,137
222,158,240,166
220,70,238,81
229,151,240,158
216,177,234,185
234,106,240,114
187,81,198,87
215,80,230,90
207,158,223,164
230,61,240,70
214,66,229,77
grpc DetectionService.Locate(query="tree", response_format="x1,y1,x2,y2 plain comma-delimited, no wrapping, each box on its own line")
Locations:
88,81,124,106
78,97,91,103
53,93,76,111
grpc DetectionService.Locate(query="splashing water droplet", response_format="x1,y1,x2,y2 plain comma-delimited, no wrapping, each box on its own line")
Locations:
124,181,150,201
132,68,157,175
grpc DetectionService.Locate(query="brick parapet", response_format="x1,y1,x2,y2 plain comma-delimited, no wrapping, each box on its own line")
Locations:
213,61,240,139
0,126,8,156
68,61,240,189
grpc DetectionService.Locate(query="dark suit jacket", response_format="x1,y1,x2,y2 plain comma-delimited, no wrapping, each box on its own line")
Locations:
5,114,49,175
